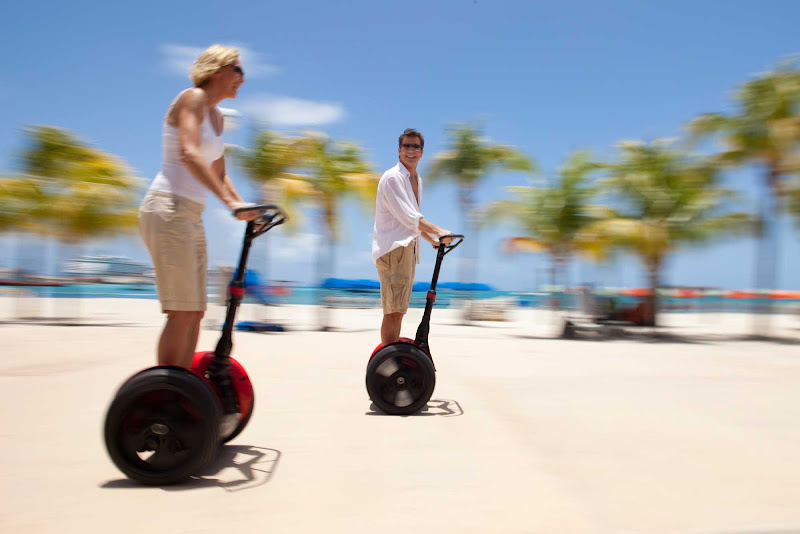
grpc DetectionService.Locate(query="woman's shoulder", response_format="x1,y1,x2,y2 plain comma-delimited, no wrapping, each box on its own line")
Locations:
166,88,208,126
174,87,208,109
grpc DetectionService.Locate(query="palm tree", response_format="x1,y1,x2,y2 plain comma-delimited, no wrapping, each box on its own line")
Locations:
485,151,610,299
783,176,800,228
16,126,141,274
0,177,44,234
233,129,314,298
592,139,753,327
22,126,141,239
427,123,535,285
687,60,800,332
296,132,378,330
0,126,140,319
233,129,310,217
0,176,47,277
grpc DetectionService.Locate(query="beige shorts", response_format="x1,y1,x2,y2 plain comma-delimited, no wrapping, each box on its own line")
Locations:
376,242,416,315
139,190,208,313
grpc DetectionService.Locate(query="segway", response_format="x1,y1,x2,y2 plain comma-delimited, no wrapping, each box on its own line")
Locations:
366,234,464,415
104,204,287,485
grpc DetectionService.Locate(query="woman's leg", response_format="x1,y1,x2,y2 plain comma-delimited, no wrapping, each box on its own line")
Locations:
158,310,204,368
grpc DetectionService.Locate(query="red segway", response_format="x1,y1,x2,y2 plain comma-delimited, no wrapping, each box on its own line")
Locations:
366,234,463,415
104,204,287,485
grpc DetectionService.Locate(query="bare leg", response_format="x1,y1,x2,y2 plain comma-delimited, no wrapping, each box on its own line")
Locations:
381,312,404,346
158,310,204,368
187,311,204,361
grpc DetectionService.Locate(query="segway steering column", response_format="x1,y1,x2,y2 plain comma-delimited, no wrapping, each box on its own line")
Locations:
207,205,288,414
414,234,464,352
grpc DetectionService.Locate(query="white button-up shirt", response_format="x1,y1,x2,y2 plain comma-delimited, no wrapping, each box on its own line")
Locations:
372,161,423,265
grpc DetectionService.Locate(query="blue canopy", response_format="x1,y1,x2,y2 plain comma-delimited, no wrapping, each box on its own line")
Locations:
231,269,276,305
438,282,493,291
321,278,380,290
322,278,493,292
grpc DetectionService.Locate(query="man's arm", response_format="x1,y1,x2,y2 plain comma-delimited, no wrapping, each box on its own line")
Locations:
381,175,424,232
380,174,452,244
419,218,452,245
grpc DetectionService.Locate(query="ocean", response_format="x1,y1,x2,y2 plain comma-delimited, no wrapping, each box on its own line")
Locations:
7,283,800,314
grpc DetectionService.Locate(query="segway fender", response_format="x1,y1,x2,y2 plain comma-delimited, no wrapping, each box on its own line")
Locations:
191,351,255,442
369,338,434,369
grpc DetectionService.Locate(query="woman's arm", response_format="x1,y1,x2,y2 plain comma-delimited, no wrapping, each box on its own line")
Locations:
211,157,243,204
174,89,241,210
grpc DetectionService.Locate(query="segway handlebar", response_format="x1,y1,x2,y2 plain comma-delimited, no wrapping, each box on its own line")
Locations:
233,204,289,238
438,234,464,256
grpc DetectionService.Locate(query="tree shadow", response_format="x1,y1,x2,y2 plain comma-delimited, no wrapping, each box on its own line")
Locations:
512,330,800,345
0,319,139,327
365,398,464,417
100,444,281,492
516,320,800,345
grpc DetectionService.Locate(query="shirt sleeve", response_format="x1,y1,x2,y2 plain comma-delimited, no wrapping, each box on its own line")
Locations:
380,173,423,232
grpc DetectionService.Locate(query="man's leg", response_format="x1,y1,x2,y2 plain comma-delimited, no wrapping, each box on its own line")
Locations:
381,312,404,346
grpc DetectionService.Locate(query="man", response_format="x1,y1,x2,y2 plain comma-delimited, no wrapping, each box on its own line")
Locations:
372,128,452,346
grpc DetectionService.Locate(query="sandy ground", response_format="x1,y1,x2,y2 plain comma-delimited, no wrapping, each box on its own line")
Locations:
1,296,800,534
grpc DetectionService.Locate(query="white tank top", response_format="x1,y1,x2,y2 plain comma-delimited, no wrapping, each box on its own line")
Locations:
148,92,225,205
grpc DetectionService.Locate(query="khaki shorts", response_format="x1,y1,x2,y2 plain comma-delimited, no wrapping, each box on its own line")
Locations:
376,242,416,315
139,190,208,312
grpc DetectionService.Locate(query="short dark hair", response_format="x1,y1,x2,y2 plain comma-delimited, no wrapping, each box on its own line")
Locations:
398,128,424,148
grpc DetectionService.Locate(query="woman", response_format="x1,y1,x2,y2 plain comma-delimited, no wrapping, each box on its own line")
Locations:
140,44,259,369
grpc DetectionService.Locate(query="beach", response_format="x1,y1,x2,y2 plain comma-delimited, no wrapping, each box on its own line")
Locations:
1,296,800,533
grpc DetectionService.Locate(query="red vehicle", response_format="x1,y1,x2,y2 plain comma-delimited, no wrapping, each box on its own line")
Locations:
104,205,287,485
366,235,463,415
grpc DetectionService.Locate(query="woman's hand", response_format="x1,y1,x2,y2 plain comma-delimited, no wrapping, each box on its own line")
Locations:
229,201,262,221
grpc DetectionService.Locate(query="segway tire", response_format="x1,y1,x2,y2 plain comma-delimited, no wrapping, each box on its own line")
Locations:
366,343,435,415
104,366,221,485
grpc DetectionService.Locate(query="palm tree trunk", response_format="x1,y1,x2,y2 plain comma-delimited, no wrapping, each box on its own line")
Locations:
752,167,779,336
647,261,659,327
457,186,471,286
560,257,571,310
55,240,82,321
316,205,335,331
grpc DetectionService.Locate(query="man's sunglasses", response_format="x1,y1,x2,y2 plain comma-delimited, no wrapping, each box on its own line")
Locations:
400,143,422,150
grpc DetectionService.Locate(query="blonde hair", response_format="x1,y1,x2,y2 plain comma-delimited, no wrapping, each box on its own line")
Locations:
189,44,240,87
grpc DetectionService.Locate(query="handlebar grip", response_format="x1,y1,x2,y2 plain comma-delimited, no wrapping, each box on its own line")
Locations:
439,234,464,255
233,203,286,219
235,204,289,237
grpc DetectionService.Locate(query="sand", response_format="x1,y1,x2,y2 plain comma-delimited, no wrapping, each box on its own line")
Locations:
1,296,799,533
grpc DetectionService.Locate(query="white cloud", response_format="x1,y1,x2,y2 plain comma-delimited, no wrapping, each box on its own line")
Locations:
160,43,279,78
240,95,345,126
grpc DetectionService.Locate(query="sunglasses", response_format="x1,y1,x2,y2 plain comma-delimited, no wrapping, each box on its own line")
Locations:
400,143,422,150
229,65,245,77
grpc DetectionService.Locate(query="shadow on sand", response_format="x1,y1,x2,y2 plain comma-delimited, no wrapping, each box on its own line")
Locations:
101,444,281,492
365,398,464,417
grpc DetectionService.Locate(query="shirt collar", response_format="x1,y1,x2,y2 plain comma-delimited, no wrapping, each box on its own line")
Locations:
397,160,419,179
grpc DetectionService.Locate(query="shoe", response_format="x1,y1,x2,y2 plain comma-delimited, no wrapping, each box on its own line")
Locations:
219,413,240,440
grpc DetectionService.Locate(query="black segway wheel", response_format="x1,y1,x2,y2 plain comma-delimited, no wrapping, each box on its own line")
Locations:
104,366,221,485
366,344,435,415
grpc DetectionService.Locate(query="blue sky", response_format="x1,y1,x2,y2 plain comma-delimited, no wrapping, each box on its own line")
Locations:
2,0,799,291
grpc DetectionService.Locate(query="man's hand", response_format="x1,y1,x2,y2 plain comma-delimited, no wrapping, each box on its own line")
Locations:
437,231,454,246
431,232,454,249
